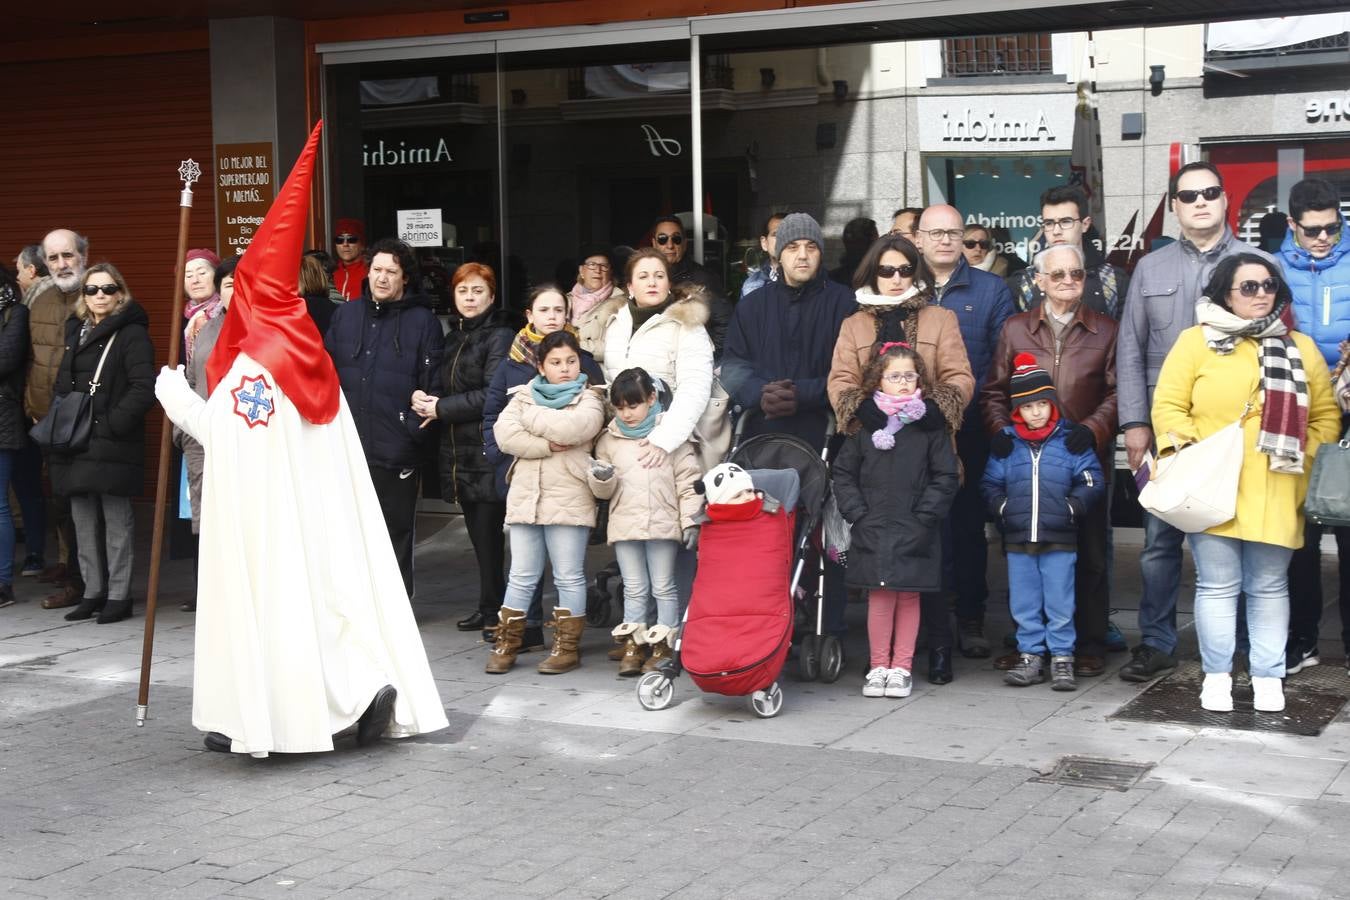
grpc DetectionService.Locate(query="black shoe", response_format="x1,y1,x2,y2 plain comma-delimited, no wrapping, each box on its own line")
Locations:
96,597,134,624
457,610,487,632
19,554,44,577
64,595,106,621
203,732,233,753
1119,645,1177,683
181,597,197,613
357,685,397,747
0,584,14,609
927,647,954,685
520,625,545,652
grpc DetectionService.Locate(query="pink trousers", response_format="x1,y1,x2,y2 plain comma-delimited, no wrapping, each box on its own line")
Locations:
868,589,921,670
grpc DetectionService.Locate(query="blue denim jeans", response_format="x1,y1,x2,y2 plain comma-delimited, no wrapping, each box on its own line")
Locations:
0,449,14,584
1007,549,1077,656
1189,533,1292,679
1138,510,1186,655
613,539,680,627
504,524,589,616
13,439,46,564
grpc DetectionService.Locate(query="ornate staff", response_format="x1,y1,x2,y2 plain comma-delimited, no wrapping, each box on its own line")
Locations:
137,159,200,726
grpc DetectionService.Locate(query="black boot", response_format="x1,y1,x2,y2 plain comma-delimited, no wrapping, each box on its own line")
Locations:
457,610,486,632
357,685,398,747
203,732,233,753
927,647,954,685
64,595,106,621
96,597,134,624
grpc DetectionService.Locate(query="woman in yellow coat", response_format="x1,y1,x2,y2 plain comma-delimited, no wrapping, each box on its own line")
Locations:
1153,253,1340,715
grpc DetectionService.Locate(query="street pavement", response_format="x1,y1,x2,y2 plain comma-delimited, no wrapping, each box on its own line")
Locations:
4,509,1350,899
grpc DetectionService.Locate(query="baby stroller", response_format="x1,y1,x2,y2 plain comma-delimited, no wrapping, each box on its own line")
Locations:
636,467,801,717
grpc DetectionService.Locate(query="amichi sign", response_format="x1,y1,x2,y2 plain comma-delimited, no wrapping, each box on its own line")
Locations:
917,95,1075,152
363,138,453,167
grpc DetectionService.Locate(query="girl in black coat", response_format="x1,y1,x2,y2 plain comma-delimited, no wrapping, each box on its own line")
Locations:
49,263,156,623
831,343,959,699
411,263,513,634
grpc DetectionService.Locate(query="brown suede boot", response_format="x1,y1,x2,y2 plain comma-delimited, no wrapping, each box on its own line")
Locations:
612,623,646,678
538,608,585,674
642,625,674,673
485,607,526,674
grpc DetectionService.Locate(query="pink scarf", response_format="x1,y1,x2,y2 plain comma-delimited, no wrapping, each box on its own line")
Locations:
570,282,613,324
871,388,926,449
183,293,223,366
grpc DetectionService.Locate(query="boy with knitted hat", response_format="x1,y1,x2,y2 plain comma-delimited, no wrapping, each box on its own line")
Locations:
981,353,1104,690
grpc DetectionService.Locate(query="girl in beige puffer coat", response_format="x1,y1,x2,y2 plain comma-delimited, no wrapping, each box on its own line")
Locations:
589,368,703,676
489,331,606,675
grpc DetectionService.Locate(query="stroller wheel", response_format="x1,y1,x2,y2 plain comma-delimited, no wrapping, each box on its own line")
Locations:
797,634,821,681
637,671,675,710
818,635,843,684
585,594,611,627
750,682,784,718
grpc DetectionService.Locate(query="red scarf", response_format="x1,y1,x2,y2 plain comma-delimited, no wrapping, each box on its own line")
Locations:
1011,405,1059,443
706,496,765,522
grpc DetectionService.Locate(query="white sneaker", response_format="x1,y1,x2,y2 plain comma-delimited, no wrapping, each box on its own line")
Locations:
1252,676,1285,712
884,668,912,698
863,667,888,698
1199,672,1233,712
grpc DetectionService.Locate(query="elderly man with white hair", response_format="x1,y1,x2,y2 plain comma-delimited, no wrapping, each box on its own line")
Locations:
980,242,1120,682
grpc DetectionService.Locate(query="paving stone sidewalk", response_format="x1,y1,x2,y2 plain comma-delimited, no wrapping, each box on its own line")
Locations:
3,509,1350,898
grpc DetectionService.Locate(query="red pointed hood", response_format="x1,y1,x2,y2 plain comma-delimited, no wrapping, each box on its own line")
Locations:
206,121,340,424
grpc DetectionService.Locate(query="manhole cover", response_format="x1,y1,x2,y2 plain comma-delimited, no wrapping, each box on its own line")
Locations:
1110,660,1348,737
1032,756,1153,791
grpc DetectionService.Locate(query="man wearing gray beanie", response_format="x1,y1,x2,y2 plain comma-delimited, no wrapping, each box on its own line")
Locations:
722,211,856,644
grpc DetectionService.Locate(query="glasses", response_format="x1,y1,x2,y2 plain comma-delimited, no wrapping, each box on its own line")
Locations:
1039,217,1081,232
581,261,611,272
882,372,920,385
1231,278,1278,298
654,233,684,246
334,234,360,245
1297,221,1343,239
1174,186,1223,204
963,239,991,250
877,264,915,279
923,228,964,243
1042,268,1086,283
83,283,121,296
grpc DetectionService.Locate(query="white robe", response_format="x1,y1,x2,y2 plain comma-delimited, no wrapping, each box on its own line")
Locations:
157,353,448,755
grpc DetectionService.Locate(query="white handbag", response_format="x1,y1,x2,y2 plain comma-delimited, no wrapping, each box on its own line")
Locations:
1138,415,1247,533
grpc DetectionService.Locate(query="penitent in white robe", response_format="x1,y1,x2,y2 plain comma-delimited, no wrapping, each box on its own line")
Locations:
159,352,448,755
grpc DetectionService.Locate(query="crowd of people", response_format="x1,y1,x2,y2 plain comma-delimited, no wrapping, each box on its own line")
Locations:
6,164,1350,718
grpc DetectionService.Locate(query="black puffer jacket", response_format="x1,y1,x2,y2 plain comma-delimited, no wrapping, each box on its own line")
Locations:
0,298,30,451
325,292,445,470
831,420,960,593
434,308,512,504
49,302,156,497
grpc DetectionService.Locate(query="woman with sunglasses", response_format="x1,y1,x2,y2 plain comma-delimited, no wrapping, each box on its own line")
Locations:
962,225,1007,277
1153,253,1340,714
48,263,156,623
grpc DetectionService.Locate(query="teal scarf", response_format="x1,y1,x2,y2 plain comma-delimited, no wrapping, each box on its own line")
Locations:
616,400,664,439
529,373,589,409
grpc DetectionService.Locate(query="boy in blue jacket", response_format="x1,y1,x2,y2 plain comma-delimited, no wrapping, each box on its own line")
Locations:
982,354,1104,691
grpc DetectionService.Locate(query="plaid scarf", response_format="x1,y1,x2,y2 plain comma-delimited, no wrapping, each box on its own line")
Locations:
1196,298,1309,474
508,322,580,367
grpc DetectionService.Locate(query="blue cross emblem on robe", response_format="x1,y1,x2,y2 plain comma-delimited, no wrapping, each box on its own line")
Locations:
230,374,275,429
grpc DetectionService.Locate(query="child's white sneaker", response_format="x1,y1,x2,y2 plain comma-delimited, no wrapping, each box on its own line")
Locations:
884,668,912,698
1252,676,1285,712
863,667,888,698
1199,672,1233,712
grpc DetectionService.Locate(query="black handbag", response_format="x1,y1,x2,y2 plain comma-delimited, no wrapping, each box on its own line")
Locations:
30,333,117,454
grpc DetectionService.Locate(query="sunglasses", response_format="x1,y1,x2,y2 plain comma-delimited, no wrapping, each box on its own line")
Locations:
1174,185,1223,204
1043,268,1086,283
654,233,684,246
877,264,915,279
963,239,991,250
1297,221,1343,239
1231,278,1279,298
334,234,361,245
83,283,121,296
1039,216,1081,232
882,371,920,384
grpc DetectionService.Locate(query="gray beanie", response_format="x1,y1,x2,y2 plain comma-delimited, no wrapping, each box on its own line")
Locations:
774,213,824,261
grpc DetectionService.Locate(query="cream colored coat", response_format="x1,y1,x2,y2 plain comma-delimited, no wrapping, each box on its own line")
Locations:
589,417,703,542
573,284,624,360
1152,326,1340,549
494,383,606,527
597,288,714,455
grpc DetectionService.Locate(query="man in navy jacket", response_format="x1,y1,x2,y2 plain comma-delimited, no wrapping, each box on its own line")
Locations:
917,204,1014,671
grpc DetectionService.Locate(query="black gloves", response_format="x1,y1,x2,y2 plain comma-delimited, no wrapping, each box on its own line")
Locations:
990,431,1014,459
916,398,945,431
854,396,887,431
1064,424,1096,455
